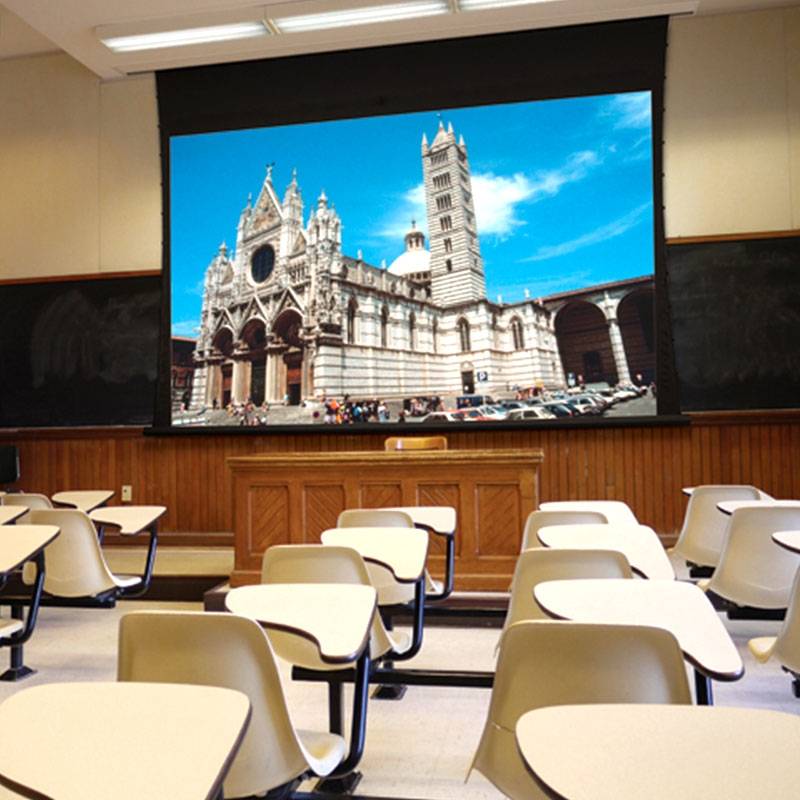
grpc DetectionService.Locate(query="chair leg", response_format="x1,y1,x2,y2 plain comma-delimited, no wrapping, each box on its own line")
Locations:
373,610,406,700
0,605,35,682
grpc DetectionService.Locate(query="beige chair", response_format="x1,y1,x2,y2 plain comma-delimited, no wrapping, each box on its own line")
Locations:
26,509,140,598
701,506,800,609
1,493,52,523
670,485,763,569
749,565,800,681
384,436,447,451
118,611,345,799
539,500,638,527
261,544,407,668
469,621,691,800
337,509,419,605
520,509,609,551
501,548,633,635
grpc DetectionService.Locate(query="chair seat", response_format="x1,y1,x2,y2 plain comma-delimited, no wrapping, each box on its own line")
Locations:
748,636,777,663
0,618,24,640
296,729,347,777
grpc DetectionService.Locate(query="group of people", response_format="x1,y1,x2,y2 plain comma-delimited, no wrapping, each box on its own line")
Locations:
227,400,269,426
320,396,390,424
405,396,444,417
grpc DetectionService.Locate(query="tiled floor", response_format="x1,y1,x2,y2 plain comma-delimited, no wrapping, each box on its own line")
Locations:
0,588,795,799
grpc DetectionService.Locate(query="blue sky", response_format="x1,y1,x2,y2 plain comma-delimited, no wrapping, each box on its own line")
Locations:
171,91,654,335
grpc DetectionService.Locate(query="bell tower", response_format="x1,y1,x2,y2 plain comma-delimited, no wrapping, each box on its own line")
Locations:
422,121,486,306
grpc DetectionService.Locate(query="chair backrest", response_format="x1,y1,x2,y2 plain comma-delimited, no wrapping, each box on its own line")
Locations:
673,485,762,567
260,544,392,666
708,507,800,608
335,510,416,605
521,509,608,551
337,509,414,528
503,548,632,631
27,508,117,597
471,621,691,800
118,611,325,798
2,493,52,523
539,500,638,527
772,566,800,673
384,436,447,451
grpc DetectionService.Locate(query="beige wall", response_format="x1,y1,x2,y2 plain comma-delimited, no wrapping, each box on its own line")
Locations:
664,6,800,237
1,7,799,281
0,53,159,280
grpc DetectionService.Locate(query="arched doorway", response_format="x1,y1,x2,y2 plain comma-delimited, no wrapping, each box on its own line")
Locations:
241,319,267,405
555,302,617,386
210,327,234,408
272,309,304,405
618,288,655,385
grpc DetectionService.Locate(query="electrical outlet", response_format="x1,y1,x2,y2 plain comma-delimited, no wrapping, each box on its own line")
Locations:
121,485,132,502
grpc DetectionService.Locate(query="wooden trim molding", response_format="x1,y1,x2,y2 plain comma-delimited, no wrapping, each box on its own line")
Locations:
667,229,800,245
0,269,161,287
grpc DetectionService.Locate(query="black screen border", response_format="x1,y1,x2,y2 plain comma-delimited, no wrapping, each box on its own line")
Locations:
154,16,677,433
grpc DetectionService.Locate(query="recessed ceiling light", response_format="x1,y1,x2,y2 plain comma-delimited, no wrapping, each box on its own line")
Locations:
274,0,449,34
99,20,269,53
459,0,557,10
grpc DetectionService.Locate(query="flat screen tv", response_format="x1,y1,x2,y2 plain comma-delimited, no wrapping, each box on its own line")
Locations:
158,18,673,431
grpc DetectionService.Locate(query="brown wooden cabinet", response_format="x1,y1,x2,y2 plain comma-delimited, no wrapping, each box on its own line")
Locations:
228,448,544,590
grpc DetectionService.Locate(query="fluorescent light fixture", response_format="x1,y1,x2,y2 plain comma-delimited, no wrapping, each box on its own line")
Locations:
100,20,269,53
459,0,556,9
274,0,449,34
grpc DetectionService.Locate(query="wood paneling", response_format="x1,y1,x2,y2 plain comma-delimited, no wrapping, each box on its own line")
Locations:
2,413,799,583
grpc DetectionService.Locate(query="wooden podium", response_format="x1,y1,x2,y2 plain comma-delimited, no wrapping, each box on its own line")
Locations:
228,448,544,590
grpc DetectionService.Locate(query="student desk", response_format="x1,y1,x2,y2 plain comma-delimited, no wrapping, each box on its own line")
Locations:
0,524,59,681
0,506,27,525
516,704,800,800
717,499,800,515
772,530,800,554
226,582,376,787
539,500,637,526
537,523,675,580
534,579,743,705
227,449,543,591
0,682,250,800
52,489,114,512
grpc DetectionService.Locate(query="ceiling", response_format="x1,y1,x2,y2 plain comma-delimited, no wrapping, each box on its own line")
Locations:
1,0,796,80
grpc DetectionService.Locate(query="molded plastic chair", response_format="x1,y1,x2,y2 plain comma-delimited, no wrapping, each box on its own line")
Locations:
539,500,638,527
26,509,141,599
702,507,800,609
261,544,407,668
749,565,800,672
1,493,52,523
670,485,763,568
469,621,691,800
520,509,609,551
384,436,447,451
501,548,633,635
118,610,345,799
337,509,418,605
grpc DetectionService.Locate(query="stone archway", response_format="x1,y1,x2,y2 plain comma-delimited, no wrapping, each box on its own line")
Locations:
618,288,655,385
208,327,234,408
555,302,617,386
241,319,268,405
270,309,304,405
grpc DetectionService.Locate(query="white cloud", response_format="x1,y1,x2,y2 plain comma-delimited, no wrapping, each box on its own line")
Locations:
172,319,200,337
375,149,601,245
603,92,652,130
522,202,652,263
186,278,205,297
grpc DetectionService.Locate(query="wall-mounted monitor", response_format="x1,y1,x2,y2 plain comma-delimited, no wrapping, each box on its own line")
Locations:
156,17,674,431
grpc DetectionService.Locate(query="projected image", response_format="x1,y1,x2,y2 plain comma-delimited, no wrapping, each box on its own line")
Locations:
170,92,656,426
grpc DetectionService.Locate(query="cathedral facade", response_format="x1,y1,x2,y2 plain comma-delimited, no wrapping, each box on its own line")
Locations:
189,122,647,411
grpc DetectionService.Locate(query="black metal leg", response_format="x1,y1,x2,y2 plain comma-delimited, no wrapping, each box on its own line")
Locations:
694,669,713,706
373,611,406,700
328,678,344,735
96,523,105,544
316,648,371,793
389,578,425,662
118,522,159,598
424,532,455,604
1,550,45,682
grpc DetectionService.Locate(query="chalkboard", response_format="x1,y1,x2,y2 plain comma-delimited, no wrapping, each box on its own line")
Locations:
0,275,161,427
667,236,800,412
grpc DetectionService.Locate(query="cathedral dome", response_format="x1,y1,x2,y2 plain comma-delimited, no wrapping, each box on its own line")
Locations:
388,221,431,277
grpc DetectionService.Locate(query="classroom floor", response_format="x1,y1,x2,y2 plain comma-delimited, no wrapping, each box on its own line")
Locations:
0,575,795,800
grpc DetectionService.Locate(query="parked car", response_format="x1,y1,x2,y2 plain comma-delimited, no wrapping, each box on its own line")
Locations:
542,402,574,418
420,411,462,423
477,405,508,420
506,407,557,421
452,408,494,422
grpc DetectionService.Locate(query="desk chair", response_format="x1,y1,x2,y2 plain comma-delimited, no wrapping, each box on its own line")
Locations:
1,493,52,523
23,509,152,601
261,544,408,667
501,549,632,637
118,611,345,799
539,500,638,527
384,436,447,450
749,567,800,696
469,621,691,800
700,507,800,610
670,485,763,573
520,509,609,551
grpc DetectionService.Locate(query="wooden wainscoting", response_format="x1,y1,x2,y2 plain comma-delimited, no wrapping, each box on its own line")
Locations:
2,411,799,588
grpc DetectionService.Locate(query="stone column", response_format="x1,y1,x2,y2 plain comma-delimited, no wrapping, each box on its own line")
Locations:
231,358,249,405
600,296,631,385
